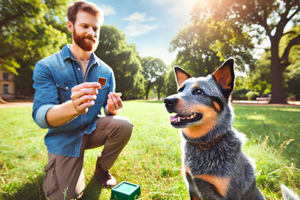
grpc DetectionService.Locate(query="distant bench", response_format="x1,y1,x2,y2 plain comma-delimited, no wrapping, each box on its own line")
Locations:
256,97,271,102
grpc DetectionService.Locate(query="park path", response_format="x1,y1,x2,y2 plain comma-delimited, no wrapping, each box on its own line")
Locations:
0,102,33,108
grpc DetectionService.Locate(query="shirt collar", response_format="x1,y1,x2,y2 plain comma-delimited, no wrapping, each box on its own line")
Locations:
62,44,100,66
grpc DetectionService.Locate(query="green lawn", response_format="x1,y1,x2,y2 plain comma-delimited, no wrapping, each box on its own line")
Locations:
0,101,299,200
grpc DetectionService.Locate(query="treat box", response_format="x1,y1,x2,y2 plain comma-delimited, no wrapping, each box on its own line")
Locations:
110,181,141,200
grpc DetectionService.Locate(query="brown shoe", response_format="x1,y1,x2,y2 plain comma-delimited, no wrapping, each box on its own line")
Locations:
95,163,117,189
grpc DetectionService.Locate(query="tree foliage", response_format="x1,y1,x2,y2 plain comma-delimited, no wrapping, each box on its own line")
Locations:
95,25,144,100
188,0,300,103
0,0,71,74
246,25,300,99
140,57,167,100
170,9,255,77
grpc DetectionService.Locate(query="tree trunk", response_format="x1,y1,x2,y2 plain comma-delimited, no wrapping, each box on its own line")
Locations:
268,36,287,104
145,84,151,100
269,61,287,104
157,87,160,100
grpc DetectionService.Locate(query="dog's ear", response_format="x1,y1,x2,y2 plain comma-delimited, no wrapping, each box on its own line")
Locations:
174,66,192,88
212,58,235,100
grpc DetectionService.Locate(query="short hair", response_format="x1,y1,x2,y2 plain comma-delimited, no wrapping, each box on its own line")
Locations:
67,1,104,25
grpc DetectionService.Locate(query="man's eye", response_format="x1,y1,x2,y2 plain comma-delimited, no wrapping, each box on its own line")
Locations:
193,89,203,95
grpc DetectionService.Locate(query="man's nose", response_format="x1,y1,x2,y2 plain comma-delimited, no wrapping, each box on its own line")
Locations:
87,27,95,36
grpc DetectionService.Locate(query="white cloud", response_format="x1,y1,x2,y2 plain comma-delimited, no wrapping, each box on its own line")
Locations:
124,12,157,36
99,4,116,16
125,23,158,36
124,12,155,22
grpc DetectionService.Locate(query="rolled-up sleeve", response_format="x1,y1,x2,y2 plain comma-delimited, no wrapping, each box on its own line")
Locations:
32,62,58,129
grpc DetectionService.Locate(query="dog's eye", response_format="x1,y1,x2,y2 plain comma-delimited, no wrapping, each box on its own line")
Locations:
193,89,203,95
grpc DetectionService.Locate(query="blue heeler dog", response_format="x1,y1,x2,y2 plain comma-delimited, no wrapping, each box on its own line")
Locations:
164,58,299,200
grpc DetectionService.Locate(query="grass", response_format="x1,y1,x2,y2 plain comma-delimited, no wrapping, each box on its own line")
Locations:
0,101,299,199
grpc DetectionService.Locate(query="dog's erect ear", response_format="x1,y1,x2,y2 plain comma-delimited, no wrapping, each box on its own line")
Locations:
212,58,235,100
174,66,192,88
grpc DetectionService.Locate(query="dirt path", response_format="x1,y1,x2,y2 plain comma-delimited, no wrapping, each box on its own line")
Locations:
0,102,33,108
232,100,300,106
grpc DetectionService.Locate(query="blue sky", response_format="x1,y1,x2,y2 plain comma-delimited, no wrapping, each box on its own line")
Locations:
90,0,197,66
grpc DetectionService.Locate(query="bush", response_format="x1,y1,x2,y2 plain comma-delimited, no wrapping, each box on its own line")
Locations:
232,89,249,101
245,91,259,100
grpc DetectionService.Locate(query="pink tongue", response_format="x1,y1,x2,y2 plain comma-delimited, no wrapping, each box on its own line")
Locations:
170,115,187,122
170,116,177,121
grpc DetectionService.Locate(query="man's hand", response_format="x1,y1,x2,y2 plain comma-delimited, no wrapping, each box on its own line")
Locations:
106,92,123,115
71,82,101,115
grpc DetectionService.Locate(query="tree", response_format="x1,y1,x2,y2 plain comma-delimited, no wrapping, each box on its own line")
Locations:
155,74,166,100
246,25,300,99
170,13,255,78
0,0,70,74
246,53,272,97
190,0,300,103
165,62,177,96
0,0,71,99
95,25,144,100
141,57,167,100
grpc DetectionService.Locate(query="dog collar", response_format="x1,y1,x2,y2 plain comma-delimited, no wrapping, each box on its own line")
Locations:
190,134,224,150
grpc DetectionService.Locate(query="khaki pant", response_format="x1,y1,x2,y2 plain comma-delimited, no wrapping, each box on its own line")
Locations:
43,116,133,200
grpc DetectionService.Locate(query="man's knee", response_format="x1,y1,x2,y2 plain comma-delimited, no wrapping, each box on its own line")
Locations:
113,116,133,141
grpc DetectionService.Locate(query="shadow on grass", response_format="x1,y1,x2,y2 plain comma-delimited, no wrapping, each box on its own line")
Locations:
233,106,300,166
1,175,45,200
79,174,102,200
0,174,102,200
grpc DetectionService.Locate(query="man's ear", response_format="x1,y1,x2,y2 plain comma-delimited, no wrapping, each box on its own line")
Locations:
212,58,235,100
67,21,73,33
174,66,192,88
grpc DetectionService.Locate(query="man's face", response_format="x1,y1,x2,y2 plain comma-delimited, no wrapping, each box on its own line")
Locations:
72,10,101,52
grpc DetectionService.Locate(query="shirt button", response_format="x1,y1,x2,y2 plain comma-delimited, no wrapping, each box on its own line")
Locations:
66,86,69,89
78,68,80,70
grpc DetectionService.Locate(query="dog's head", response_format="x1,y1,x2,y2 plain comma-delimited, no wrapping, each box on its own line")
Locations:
164,58,235,139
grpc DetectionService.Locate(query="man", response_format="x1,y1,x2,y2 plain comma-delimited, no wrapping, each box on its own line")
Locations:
32,1,133,199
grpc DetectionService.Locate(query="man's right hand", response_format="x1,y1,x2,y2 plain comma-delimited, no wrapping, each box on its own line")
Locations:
71,82,101,115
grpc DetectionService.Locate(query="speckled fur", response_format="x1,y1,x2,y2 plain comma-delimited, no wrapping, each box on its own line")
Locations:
164,59,265,200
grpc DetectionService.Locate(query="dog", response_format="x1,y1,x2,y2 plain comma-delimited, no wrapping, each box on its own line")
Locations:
164,58,299,200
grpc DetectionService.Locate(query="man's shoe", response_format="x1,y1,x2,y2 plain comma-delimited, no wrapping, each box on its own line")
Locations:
95,163,117,189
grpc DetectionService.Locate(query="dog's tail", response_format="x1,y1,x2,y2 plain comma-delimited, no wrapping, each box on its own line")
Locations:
281,184,299,200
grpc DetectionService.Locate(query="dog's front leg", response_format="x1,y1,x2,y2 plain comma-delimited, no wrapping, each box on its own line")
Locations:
188,183,202,200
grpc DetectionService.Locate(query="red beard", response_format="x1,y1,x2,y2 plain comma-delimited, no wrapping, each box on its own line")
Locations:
73,28,98,52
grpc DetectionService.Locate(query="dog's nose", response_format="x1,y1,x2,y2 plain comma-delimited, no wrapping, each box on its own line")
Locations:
164,97,178,107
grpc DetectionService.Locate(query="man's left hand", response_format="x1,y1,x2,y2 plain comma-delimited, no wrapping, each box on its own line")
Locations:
106,92,123,115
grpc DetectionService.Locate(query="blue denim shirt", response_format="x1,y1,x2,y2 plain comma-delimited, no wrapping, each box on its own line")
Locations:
32,44,115,157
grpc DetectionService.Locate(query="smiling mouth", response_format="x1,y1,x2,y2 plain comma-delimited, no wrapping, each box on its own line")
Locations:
170,112,203,126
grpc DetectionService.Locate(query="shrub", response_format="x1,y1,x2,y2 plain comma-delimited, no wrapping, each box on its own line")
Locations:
246,91,259,100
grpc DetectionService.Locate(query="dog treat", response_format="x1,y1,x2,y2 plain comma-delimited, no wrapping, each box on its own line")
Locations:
98,77,107,87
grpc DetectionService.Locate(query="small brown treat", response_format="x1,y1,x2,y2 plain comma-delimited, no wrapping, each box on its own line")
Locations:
98,77,107,87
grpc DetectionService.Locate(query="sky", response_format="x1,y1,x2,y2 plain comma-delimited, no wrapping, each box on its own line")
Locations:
89,0,197,67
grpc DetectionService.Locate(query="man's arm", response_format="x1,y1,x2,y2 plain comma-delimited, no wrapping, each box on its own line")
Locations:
46,82,101,127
